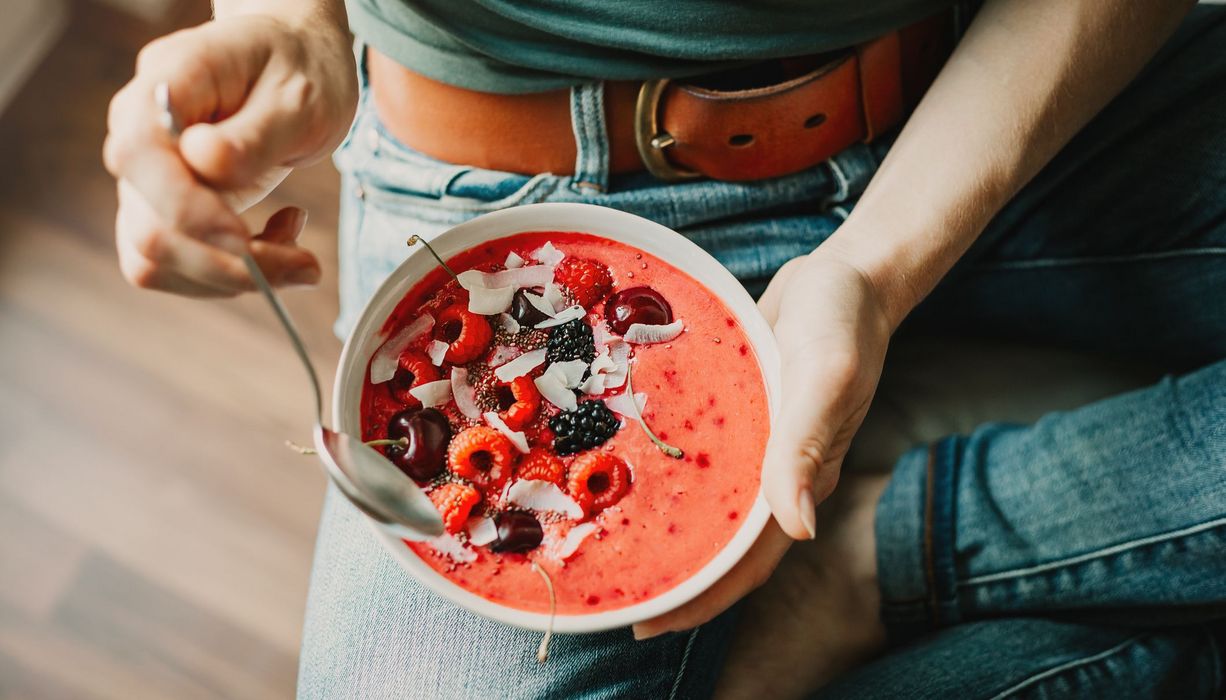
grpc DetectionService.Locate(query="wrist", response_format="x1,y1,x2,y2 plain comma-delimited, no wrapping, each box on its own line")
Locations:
812,219,928,333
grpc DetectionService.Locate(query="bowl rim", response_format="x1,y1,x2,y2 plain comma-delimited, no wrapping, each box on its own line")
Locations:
333,202,781,633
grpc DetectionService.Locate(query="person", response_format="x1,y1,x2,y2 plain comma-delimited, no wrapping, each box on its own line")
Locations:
102,0,1226,696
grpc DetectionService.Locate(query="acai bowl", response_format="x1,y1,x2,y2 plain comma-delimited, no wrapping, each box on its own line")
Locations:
334,203,780,633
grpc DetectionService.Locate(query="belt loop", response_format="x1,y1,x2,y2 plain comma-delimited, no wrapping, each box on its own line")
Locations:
569,82,609,194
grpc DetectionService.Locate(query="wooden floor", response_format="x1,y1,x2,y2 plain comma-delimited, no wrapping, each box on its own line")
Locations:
0,2,341,697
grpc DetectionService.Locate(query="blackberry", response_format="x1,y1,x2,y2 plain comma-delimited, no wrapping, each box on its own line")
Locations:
546,318,596,365
550,400,619,455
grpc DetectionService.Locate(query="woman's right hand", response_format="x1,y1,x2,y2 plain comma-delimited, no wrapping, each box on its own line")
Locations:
103,13,357,297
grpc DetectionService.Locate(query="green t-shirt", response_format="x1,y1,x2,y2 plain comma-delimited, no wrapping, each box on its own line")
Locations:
346,0,955,94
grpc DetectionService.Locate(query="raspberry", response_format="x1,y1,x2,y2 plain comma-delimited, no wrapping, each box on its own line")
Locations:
554,258,613,308
448,425,515,492
494,375,541,430
550,400,618,455
435,304,493,364
515,447,565,484
546,318,596,365
567,453,631,515
429,482,480,534
388,351,440,407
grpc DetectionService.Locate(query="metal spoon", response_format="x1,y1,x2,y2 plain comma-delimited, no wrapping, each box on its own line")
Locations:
154,82,444,540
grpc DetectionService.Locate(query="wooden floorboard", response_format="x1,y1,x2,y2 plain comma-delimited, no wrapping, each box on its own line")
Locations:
0,1,343,697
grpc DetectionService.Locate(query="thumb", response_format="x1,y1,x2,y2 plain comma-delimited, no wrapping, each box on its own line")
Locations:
178,74,310,192
761,340,851,541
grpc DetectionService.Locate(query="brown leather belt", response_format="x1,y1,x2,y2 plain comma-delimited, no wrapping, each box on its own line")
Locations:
368,12,955,183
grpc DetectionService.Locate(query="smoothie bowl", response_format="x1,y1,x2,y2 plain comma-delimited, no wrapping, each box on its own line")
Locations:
334,203,780,633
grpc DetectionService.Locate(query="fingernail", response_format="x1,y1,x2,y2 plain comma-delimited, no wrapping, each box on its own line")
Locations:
798,487,817,540
288,207,308,235
632,625,659,641
285,267,320,287
205,232,248,256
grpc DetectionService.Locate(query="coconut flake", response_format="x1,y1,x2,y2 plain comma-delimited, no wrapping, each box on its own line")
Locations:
605,390,648,418
494,347,546,382
498,313,521,334
545,360,588,389
543,282,567,313
504,252,525,269
535,372,577,412
591,322,614,351
467,517,498,546
466,285,515,315
555,522,597,560
602,339,631,389
426,533,476,563
534,241,565,266
409,379,452,408
590,349,616,375
534,305,585,329
488,265,554,290
484,411,530,454
579,373,606,395
370,314,434,384
460,265,554,291
506,479,584,519
624,320,685,344
523,291,556,319
450,367,482,419
427,339,449,366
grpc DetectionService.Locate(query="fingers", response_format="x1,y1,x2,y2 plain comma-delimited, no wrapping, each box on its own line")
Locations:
116,180,318,295
250,207,321,286
633,521,792,640
178,72,320,191
104,32,254,250
760,339,858,539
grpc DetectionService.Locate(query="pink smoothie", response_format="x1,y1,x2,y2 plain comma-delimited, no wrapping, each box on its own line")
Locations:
361,231,769,615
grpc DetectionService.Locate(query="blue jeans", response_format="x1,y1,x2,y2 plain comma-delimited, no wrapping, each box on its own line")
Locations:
299,7,1226,698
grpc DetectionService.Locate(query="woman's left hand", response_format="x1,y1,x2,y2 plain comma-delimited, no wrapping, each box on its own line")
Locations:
633,243,893,638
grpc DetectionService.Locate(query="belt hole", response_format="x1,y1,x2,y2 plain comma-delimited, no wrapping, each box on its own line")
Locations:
728,134,755,147
804,113,827,129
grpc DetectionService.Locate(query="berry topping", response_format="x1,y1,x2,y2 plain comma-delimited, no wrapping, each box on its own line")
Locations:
546,318,597,365
554,257,613,308
429,482,481,534
567,452,631,515
494,375,542,431
510,289,552,327
515,447,566,484
550,400,619,455
386,408,451,481
448,425,515,491
388,351,441,406
604,287,673,336
435,304,493,365
491,511,544,553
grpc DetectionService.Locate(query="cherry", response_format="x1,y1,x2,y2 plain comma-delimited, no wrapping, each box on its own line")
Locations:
490,511,543,553
603,286,673,335
510,288,551,327
386,408,451,482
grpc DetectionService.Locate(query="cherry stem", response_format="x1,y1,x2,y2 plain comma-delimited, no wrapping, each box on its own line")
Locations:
625,364,684,459
530,561,555,663
284,437,408,456
407,235,460,284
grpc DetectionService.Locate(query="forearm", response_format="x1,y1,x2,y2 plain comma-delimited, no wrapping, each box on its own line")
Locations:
827,0,1194,329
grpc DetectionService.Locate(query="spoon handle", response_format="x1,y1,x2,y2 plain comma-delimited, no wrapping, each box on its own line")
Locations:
241,252,325,424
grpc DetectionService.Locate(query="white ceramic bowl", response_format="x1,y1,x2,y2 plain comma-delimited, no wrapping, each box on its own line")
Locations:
334,203,781,633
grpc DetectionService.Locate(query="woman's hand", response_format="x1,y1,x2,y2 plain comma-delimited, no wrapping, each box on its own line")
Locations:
103,13,357,296
633,244,892,637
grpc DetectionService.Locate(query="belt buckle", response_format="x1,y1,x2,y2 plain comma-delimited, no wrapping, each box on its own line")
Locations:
634,79,702,182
